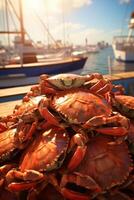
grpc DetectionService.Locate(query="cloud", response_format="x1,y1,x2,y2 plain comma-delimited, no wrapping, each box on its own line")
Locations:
49,21,111,45
119,0,131,4
44,0,93,14
66,0,93,9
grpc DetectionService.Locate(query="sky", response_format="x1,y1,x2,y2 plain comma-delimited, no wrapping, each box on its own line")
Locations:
0,0,134,46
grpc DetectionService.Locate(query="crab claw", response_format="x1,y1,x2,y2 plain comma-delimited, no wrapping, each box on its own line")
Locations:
67,146,87,171
67,133,88,171
38,97,60,127
83,113,130,136
6,169,45,192
60,173,101,200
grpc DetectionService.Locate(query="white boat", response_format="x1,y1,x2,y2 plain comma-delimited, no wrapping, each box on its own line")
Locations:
112,12,134,62
0,0,87,78
86,45,100,53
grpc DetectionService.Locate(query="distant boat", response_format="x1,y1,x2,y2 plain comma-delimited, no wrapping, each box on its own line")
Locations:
112,12,134,62
85,45,100,53
0,0,87,77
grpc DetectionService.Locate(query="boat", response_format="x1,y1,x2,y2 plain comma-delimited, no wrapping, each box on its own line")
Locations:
112,12,134,62
0,0,87,78
85,45,100,53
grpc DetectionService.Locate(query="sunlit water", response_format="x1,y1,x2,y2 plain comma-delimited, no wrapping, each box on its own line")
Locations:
80,46,134,75
81,47,114,75
1,46,134,89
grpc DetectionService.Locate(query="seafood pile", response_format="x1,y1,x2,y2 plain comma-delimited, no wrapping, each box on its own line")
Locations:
0,73,134,200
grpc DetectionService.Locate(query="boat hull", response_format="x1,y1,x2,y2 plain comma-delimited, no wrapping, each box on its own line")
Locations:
0,57,87,77
112,36,134,62
113,45,134,62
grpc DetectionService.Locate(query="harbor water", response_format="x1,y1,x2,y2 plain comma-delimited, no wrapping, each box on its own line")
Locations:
0,46,134,89
82,46,134,75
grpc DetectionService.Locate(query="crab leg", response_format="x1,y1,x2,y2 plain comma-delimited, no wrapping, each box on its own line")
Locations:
96,83,112,95
67,133,88,171
89,79,107,93
38,98,60,127
84,114,128,128
96,127,128,136
6,169,45,191
68,146,87,171
8,182,38,192
83,113,130,136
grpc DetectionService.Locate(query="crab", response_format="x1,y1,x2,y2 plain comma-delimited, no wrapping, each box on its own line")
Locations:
39,73,113,96
112,95,134,119
38,90,130,137
0,96,44,130
60,135,132,200
0,128,20,164
6,127,70,192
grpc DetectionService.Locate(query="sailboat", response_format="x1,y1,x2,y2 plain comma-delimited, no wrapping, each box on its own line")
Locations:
112,12,134,62
0,0,87,78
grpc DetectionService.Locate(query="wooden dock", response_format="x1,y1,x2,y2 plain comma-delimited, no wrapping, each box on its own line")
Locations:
0,71,134,116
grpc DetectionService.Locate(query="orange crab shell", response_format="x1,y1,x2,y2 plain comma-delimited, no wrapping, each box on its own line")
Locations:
0,129,19,164
19,128,69,172
60,136,132,199
52,90,112,124
112,95,134,119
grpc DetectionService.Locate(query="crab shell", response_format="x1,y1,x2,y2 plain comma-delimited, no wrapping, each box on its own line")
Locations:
40,73,90,90
0,128,19,164
60,136,132,198
52,90,111,124
13,96,43,116
19,128,69,172
112,95,134,119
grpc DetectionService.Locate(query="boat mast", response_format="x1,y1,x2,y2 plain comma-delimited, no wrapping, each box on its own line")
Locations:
19,0,25,45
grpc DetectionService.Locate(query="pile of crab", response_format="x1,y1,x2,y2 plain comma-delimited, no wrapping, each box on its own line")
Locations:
0,73,134,200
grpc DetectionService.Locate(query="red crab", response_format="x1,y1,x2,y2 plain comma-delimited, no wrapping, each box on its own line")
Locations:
0,128,19,164
6,127,69,192
39,73,112,96
0,96,43,130
38,90,130,136
112,95,134,119
60,136,132,200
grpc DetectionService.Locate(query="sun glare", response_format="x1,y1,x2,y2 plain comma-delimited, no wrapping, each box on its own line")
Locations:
23,0,44,12
23,0,63,14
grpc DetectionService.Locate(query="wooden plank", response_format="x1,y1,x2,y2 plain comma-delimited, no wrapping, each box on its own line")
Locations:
0,85,32,98
0,71,134,98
